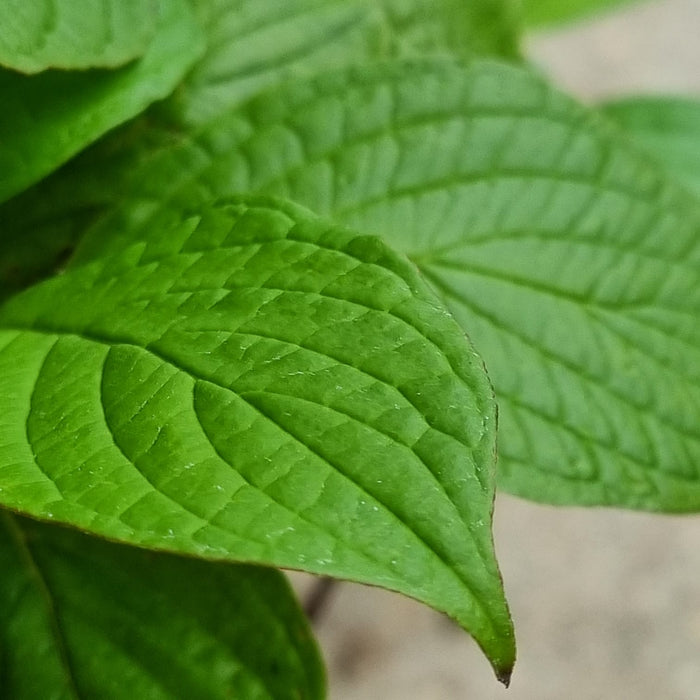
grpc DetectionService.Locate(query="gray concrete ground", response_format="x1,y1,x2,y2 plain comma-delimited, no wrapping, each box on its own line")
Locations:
291,1,700,697
528,0,700,99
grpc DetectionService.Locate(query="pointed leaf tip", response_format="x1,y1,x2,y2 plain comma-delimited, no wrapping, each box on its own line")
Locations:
496,665,513,688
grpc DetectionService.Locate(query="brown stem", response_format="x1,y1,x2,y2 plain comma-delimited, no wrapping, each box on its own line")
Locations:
303,577,337,623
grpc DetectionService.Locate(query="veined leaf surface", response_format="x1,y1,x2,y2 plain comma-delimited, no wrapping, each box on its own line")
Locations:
0,197,514,680
169,0,521,125
82,59,700,511
0,0,158,74
0,0,519,297
0,512,323,699
0,0,204,204
603,96,700,197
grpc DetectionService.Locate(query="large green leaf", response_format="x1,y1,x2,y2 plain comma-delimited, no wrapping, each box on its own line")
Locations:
0,0,158,74
77,59,700,511
602,96,700,198
0,196,514,680
168,0,521,125
0,0,203,204
0,511,323,699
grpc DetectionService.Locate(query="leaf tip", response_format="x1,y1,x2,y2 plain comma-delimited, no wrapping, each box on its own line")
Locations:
495,665,513,688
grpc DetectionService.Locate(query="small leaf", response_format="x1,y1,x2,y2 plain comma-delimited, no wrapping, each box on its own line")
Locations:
0,114,183,304
603,96,700,197
80,59,700,511
0,0,159,74
0,196,514,680
0,511,324,699
0,0,204,204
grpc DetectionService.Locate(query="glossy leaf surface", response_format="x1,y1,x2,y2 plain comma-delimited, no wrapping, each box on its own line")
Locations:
0,196,513,679
0,512,324,699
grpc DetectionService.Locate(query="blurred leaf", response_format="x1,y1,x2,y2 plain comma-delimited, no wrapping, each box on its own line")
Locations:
0,0,204,203
0,0,520,298
0,0,158,73
0,114,182,304
520,0,638,26
0,511,324,699
170,0,521,125
602,96,700,197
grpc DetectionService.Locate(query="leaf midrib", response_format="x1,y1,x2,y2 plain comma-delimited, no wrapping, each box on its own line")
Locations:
422,261,700,412
411,228,700,287
139,108,699,276
424,256,700,324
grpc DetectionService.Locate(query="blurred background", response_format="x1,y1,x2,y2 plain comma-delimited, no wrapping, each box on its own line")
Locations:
291,1,700,697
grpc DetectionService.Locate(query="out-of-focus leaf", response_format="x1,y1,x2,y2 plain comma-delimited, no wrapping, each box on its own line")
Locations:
603,96,700,197
0,0,204,204
521,0,638,26
0,0,158,73
0,511,324,699
167,0,521,125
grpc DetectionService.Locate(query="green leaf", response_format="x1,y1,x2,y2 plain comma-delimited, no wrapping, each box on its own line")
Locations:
0,0,520,294
0,0,159,74
0,196,514,680
520,0,638,26
167,0,521,125
85,58,700,511
602,96,700,198
0,511,324,699
0,0,204,204
0,114,182,304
